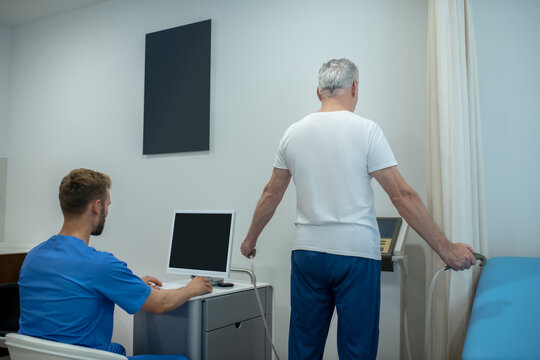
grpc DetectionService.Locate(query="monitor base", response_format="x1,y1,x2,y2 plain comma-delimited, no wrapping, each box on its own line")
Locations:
191,275,232,287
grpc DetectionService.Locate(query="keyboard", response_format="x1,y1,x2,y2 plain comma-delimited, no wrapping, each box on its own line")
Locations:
159,282,183,290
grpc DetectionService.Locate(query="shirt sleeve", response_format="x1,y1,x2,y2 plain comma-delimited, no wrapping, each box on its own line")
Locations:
366,123,398,173
273,128,291,170
93,253,151,314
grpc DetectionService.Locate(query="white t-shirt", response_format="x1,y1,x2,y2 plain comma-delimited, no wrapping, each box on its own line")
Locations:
274,110,397,260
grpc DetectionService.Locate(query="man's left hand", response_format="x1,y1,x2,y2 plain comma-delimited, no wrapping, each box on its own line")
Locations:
141,275,162,289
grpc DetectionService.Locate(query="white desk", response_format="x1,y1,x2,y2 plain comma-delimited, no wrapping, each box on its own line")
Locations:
0,242,36,255
133,280,273,360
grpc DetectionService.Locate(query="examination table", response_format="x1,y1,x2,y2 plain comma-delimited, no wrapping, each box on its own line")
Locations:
462,256,540,360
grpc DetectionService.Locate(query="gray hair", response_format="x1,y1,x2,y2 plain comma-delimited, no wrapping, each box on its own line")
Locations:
318,58,359,97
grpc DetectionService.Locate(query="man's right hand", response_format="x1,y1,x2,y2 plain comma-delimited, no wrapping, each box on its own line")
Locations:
240,238,257,258
142,276,212,314
186,276,213,296
439,242,477,271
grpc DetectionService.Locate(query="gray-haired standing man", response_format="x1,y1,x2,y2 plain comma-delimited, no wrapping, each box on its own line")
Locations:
241,59,475,359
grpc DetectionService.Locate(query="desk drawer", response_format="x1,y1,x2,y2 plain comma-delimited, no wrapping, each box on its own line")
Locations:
204,316,265,360
203,288,266,331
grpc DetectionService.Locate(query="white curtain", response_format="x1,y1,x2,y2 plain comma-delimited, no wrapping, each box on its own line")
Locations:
426,0,488,359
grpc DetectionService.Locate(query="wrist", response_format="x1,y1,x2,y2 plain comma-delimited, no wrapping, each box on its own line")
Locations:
243,236,257,248
434,236,451,255
182,284,197,298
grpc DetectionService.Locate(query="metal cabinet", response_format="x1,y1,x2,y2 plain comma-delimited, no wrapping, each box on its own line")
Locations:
134,283,272,360
203,287,268,360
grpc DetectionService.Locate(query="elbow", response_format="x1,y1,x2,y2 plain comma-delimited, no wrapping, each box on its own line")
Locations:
156,297,172,314
390,193,405,207
150,297,169,315
151,307,166,315
389,188,416,210
262,186,281,205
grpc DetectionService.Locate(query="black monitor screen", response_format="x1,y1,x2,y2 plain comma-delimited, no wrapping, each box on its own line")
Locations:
169,212,233,273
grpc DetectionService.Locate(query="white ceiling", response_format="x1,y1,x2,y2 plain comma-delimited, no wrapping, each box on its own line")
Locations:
0,0,106,28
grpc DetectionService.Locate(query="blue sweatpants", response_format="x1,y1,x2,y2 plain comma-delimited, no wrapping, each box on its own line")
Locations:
109,342,188,360
289,250,381,360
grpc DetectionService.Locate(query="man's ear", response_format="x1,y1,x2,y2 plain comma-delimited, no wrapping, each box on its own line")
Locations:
90,199,101,215
351,80,358,98
316,87,322,102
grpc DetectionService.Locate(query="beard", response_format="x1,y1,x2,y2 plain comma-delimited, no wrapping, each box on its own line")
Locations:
91,206,106,236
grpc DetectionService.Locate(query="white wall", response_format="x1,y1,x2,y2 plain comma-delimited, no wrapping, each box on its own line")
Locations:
0,25,11,243
473,0,540,257
0,25,10,158
5,0,429,357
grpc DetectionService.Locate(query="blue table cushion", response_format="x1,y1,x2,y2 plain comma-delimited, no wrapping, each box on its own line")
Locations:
462,256,540,360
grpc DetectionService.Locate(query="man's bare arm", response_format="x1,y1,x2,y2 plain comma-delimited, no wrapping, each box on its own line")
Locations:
240,168,292,257
370,166,475,270
140,276,212,314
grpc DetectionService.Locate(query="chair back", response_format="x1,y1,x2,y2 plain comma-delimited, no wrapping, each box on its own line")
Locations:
5,333,127,360
0,282,19,337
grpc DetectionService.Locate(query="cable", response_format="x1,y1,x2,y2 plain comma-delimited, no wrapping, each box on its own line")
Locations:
423,253,486,360
399,258,412,360
403,299,412,360
423,266,446,360
231,256,281,360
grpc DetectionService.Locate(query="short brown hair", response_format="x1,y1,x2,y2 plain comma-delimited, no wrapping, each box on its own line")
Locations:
59,168,112,217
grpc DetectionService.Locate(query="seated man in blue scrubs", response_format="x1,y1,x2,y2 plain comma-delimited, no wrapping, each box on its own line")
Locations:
18,168,213,359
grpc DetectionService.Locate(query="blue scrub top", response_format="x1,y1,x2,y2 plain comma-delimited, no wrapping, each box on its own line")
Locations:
18,235,151,351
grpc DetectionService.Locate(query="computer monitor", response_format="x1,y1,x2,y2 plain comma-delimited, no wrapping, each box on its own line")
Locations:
166,210,235,284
